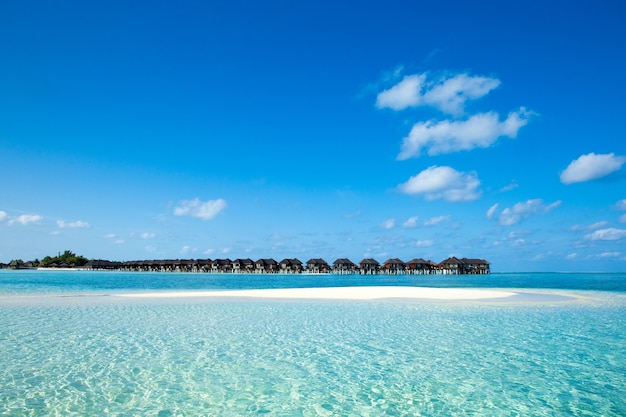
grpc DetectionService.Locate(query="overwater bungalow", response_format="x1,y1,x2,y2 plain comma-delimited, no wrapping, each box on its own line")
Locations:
279,258,303,274
211,258,232,273
197,258,212,272
255,258,278,273
405,258,433,275
55,254,490,275
459,258,491,275
85,260,117,270
178,259,194,272
438,257,463,274
332,258,358,274
359,258,380,275
233,258,255,273
305,258,330,273
383,258,406,275
435,257,490,275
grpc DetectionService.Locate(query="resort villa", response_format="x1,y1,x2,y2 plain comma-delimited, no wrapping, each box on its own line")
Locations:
71,256,490,275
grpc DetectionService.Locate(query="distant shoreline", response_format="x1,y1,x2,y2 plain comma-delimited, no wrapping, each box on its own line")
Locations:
1,256,491,275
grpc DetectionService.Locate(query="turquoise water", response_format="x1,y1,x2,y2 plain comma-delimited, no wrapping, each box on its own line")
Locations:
1,271,625,416
1,270,625,294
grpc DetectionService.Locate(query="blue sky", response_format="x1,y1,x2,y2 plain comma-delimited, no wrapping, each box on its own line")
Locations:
1,0,625,272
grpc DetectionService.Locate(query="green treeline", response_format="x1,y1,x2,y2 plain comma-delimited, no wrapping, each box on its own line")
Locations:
41,250,89,267
7,250,89,269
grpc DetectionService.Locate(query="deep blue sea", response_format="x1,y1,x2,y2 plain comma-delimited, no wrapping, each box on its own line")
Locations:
1,270,625,416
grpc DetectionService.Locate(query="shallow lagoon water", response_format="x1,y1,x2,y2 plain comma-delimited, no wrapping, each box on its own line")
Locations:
1,270,626,294
1,271,625,416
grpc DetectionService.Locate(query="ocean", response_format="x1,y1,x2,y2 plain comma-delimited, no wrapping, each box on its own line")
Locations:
1,270,625,416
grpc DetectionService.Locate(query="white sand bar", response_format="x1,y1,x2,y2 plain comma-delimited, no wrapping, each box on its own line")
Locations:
117,286,517,301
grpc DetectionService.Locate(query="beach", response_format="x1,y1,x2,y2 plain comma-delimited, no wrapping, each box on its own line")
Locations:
116,286,517,300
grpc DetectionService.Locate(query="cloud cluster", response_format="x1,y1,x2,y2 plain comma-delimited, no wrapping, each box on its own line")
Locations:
560,152,626,184
402,216,419,228
570,221,608,231
376,74,426,111
57,220,90,229
616,200,626,223
377,71,531,159
376,73,501,115
381,219,396,229
174,198,227,220
0,211,43,226
398,108,530,159
595,252,623,258
423,215,450,226
379,214,450,230
398,166,481,202
585,228,626,241
488,199,561,226
3,212,93,230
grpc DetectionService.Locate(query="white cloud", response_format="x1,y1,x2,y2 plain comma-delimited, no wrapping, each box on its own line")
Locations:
497,199,561,226
413,239,434,247
423,215,450,226
57,220,90,229
565,253,577,260
376,74,426,110
402,216,419,228
560,152,626,184
343,210,362,219
103,233,124,244
381,218,396,229
102,233,126,245
422,73,501,116
499,182,519,192
141,232,156,239
8,214,43,226
585,228,626,241
398,108,531,159
269,233,289,241
0,211,7,222
376,72,500,115
202,247,230,255
587,221,609,230
486,204,499,220
174,198,227,220
398,166,481,202
570,221,609,231
614,199,626,210
597,252,621,258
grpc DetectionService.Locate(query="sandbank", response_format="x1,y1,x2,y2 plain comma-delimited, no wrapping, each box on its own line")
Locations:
116,286,518,301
